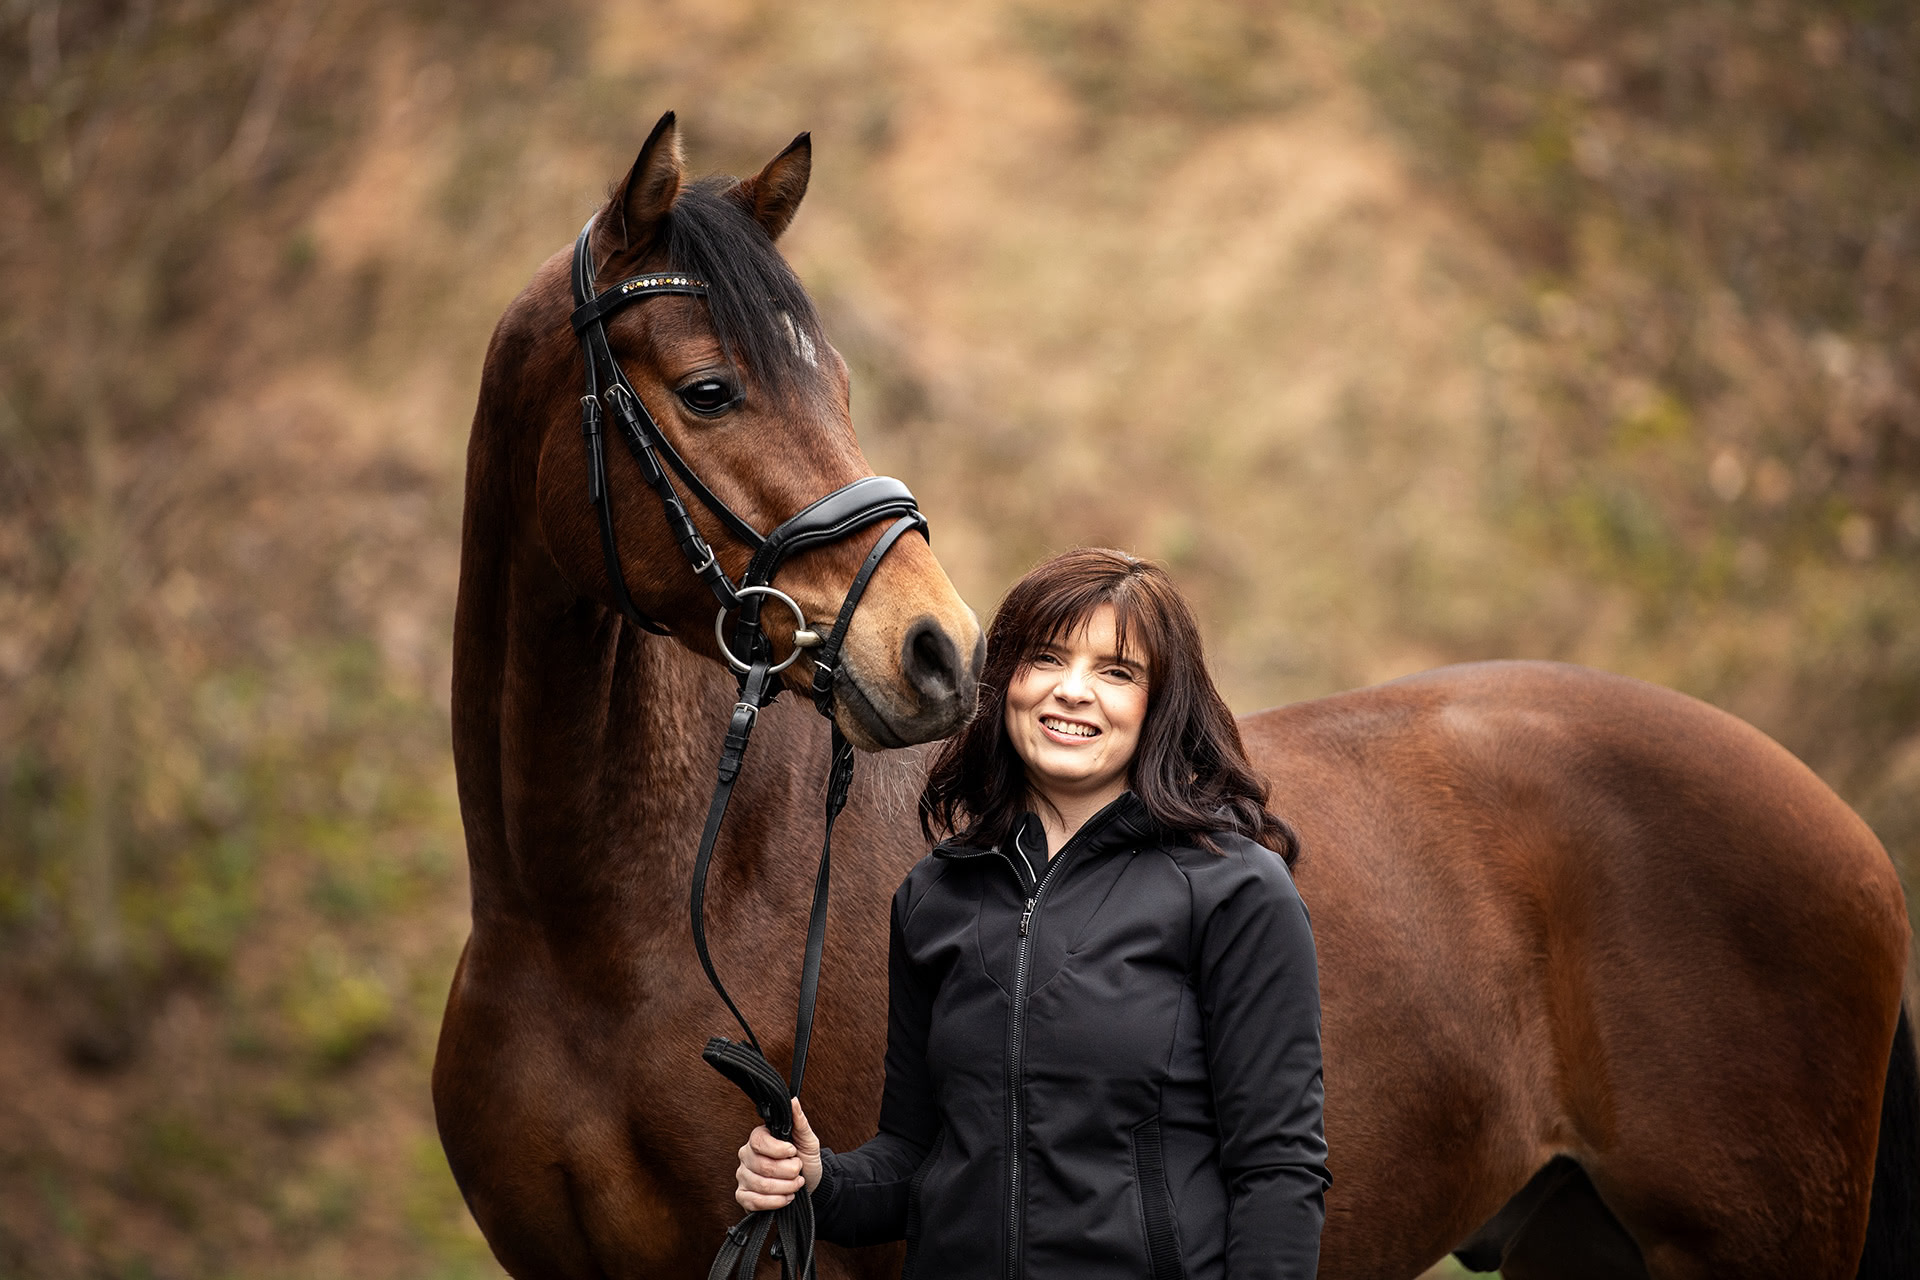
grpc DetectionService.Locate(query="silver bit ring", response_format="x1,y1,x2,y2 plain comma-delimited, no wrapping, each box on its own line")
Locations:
715,586,813,675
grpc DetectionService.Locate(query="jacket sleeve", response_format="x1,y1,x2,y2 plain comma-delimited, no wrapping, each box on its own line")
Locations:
810,879,940,1246
1195,845,1329,1280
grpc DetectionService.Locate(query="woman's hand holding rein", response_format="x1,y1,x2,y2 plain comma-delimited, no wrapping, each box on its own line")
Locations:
734,1098,823,1211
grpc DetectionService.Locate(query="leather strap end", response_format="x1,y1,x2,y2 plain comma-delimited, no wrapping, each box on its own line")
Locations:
717,702,757,783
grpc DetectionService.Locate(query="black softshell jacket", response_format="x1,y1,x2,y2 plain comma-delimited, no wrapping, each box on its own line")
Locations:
812,792,1328,1279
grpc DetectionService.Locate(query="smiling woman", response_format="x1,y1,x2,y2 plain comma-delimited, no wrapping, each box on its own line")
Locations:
1001,604,1149,851
734,547,1327,1280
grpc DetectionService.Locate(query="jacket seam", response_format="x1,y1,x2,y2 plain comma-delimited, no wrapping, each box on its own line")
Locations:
1025,848,1142,1002
975,889,1011,999
900,856,959,933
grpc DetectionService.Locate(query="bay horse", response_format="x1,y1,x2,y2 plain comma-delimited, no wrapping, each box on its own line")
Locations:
435,114,1917,1279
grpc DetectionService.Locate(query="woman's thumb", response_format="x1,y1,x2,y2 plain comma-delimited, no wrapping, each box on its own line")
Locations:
789,1097,820,1153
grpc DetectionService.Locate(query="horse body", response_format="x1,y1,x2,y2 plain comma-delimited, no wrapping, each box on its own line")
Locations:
436,115,1914,1279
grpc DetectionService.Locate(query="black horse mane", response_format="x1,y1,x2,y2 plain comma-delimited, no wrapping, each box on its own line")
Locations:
660,176,826,398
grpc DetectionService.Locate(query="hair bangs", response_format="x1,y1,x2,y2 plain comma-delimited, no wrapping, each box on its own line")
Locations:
1024,578,1147,676
660,177,827,398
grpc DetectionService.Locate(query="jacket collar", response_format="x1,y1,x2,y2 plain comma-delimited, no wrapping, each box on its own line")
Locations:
934,790,1158,863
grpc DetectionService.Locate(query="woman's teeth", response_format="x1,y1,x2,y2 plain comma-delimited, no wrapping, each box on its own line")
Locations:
1042,716,1098,738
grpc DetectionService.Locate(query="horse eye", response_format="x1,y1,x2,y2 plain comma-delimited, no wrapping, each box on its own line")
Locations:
677,378,738,417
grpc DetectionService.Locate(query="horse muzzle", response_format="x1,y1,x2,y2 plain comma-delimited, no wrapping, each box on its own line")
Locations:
829,614,983,750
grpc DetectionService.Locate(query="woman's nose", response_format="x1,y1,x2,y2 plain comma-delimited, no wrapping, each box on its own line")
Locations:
1055,664,1094,700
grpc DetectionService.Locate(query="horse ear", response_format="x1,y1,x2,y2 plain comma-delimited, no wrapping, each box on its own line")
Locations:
604,111,684,254
733,132,811,242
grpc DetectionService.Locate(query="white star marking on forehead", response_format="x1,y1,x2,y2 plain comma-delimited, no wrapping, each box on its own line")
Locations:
781,312,819,368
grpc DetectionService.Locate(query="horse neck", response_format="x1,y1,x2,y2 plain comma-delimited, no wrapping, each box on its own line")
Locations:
452,441,762,937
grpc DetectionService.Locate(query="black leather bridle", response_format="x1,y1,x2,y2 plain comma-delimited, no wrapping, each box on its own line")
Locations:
570,213,925,1280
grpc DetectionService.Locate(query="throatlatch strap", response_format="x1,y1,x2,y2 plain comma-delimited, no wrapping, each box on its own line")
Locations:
580,392,672,636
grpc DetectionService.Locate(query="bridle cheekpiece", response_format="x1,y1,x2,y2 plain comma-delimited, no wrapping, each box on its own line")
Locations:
567,212,929,1280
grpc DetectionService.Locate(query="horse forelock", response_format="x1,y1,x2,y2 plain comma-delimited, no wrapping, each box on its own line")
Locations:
585,176,831,401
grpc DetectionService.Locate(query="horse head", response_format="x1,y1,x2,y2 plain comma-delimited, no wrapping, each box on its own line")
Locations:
518,111,982,748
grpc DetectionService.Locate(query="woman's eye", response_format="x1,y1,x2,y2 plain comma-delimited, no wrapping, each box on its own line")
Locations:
677,379,737,416
1105,668,1134,682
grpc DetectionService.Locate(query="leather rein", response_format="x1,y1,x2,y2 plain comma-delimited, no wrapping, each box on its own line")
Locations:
569,214,925,1280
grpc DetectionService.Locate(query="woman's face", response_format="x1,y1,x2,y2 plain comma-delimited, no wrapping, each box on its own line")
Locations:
1003,603,1150,812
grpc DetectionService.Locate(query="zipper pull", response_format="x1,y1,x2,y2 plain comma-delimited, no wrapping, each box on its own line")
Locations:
1019,898,1035,936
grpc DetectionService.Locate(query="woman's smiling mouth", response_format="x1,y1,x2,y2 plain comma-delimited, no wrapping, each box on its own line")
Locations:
1041,715,1101,740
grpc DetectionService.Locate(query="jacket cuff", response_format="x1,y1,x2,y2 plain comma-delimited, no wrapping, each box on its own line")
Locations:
810,1147,839,1210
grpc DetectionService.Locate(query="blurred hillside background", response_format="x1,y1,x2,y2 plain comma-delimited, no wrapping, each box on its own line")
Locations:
1,0,1915,1276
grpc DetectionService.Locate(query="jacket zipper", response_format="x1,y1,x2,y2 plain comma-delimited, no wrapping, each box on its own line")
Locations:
1004,825,1070,1280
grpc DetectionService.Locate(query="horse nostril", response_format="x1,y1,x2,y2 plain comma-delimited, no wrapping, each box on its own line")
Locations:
901,616,967,703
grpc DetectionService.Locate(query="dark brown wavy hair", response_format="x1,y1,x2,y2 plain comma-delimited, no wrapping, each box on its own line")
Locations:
919,548,1299,864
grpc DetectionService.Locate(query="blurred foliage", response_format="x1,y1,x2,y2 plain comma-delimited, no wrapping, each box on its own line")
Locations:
0,0,1913,1276
0,0,528,1274
1015,0,1313,120
1348,0,1920,871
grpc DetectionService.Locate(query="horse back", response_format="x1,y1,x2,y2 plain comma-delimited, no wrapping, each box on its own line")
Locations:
1242,659,1905,979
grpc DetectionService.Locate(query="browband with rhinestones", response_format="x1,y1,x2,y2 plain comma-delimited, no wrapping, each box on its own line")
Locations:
622,274,706,292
